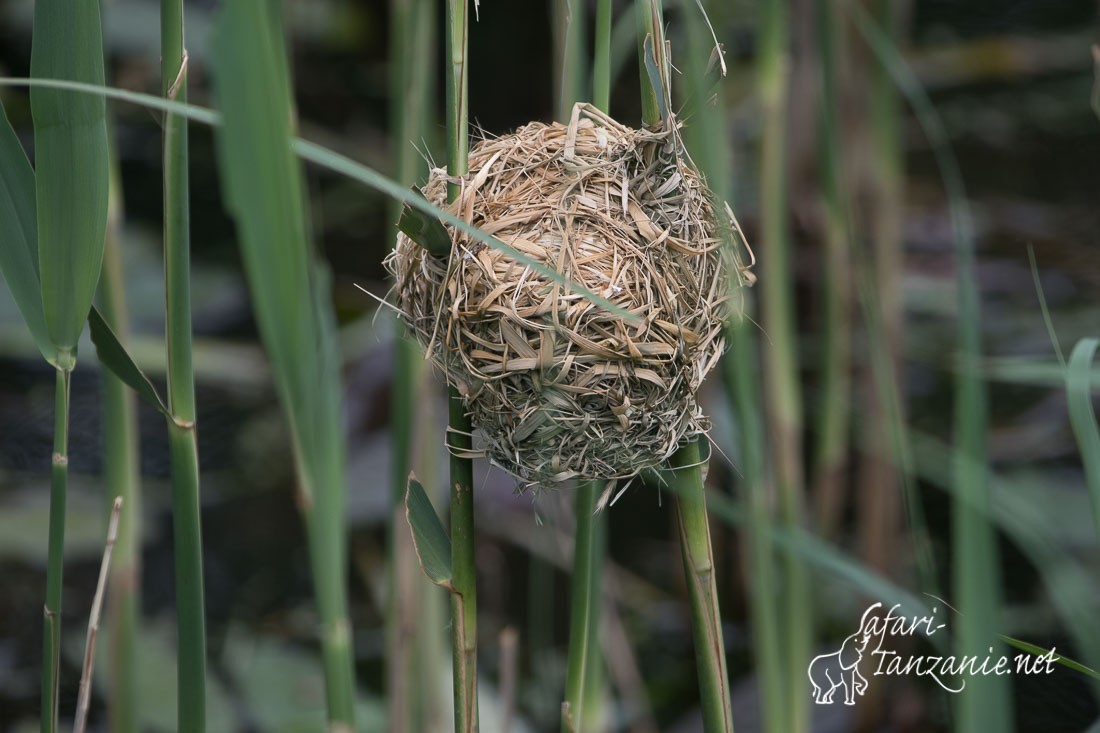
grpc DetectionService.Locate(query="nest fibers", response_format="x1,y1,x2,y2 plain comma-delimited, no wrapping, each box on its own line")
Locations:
386,104,750,491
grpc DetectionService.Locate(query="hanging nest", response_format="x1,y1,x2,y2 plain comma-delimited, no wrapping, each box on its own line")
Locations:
385,104,751,489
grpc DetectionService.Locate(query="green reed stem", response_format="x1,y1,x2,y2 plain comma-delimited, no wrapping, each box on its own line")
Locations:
558,6,610,729
388,0,438,729
554,0,588,121
41,366,70,733
636,0,663,126
160,0,207,727
756,0,810,728
562,481,601,733
446,3,477,729
670,441,734,733
99,151,140,733
811,0,852,538
593,0,612,112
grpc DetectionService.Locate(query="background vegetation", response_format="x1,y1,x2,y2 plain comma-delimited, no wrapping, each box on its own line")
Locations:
0,0,1098,731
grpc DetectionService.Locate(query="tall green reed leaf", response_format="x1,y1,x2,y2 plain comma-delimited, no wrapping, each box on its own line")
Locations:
0,102,51,361
211,0,357,727
0,78,637,322
30,0,109,359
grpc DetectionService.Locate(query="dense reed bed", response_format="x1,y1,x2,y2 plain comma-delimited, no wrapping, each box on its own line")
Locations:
0,1,1098,731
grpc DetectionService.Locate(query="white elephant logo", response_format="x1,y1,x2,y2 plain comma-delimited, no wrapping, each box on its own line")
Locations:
808,606,876,705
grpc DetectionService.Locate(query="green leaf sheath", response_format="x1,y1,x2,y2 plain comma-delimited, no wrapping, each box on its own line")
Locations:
30,0,110,357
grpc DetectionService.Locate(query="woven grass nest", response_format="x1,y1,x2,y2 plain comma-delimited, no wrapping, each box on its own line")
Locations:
386,104,750,490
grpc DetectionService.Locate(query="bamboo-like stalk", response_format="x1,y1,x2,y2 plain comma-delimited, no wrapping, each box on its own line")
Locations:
650,2,735,730
560,5,609,730
99,151,140,733
676,4,779,733
593,0,612,112
160,0,207,728
670,441,734,733
812,0,852,539
756,0,810,729
562,482,600,733
388,0,439,729
42,366,70,733
445,3,478,730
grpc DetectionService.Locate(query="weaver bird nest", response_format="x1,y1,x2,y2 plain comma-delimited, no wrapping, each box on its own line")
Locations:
386,104,750,489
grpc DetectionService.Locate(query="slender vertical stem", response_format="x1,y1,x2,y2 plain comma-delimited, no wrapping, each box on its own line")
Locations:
449,395,478,733
636,0,663,126
41,366,70,733
812,0,852,538
670,441,734,733
554,0,588,121
446,4,477,729
161,0,207,728
562,481,600,733
593,0,612,113
662,4,735,730
99,157,140,733
388,0,438,729
559,6,610,730
757,0,810,729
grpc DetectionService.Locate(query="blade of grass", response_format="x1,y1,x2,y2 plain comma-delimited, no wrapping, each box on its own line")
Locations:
159,0,207,727
30,0,109,359
1066,339,1100,539
0,100,52,363
0,77,638,323
444,1,478,731
97,141,140,733
210,1,357,727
